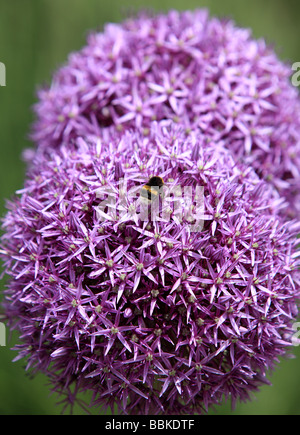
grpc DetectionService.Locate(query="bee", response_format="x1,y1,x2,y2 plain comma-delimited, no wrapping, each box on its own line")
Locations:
141,176,164,201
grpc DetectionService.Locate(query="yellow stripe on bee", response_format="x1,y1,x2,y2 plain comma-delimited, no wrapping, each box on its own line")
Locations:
141,185,159,200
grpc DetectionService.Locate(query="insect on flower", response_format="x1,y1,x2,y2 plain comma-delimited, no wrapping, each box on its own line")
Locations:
140,176,164,202
2,7,300,417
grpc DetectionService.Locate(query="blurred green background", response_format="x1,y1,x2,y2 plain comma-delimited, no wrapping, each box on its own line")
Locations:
0,0,300,415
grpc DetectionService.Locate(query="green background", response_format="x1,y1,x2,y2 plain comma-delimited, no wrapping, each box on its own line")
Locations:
0,0,300,415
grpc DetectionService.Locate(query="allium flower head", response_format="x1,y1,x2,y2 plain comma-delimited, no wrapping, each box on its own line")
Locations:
1,122,300,414
30,9,300,218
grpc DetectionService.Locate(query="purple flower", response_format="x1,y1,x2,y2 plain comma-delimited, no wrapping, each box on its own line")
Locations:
29,9,300,218
1,122,300,414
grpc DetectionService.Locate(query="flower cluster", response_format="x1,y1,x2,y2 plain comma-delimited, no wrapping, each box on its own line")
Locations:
1,123,300,414
30,9,300,218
